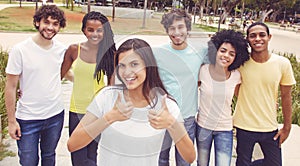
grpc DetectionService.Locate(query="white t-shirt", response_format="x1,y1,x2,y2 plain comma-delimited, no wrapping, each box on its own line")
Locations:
5,37,66,120
87,86,183,166
197,64,241,131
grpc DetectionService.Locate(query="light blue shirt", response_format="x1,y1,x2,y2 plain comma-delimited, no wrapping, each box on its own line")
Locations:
153,43,208,118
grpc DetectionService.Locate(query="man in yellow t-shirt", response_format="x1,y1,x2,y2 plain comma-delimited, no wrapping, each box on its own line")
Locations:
233,22,296,166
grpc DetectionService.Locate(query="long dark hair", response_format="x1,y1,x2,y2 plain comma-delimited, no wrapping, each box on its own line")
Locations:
82,11,116,85
115,38,170,108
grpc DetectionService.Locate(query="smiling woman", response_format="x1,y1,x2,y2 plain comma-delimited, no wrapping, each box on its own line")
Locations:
60,11,116,165
67,38,196,166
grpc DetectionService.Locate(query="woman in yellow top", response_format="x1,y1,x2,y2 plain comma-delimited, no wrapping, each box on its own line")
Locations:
61,11,116,166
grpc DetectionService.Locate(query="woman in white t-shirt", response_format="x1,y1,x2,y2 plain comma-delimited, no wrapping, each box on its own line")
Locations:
196,30,249,166
67,38,196,166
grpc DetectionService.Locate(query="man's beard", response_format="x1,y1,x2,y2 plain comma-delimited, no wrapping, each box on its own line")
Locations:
170,35,187,46
39,29,57,40
172,40,185,46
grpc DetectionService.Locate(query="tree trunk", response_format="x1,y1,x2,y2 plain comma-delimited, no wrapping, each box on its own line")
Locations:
88,0,91,13
220,11,228,24
259,9,273,23
66,0,69,8
71,0,74,11
199,5,204,19
271,12,279,22
112,0,115,22
199,0,205,20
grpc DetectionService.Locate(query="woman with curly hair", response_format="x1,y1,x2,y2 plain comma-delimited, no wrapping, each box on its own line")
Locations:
196,30,249,166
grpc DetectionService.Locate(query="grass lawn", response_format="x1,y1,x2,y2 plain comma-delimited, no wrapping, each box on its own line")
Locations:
0,5,212,35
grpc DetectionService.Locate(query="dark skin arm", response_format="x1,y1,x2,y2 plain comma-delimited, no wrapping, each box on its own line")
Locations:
61,44,78,80
234,84,240,97
273,85,293,147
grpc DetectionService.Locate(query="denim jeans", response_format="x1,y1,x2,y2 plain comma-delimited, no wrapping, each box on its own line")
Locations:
16,110,64,166
196,124,233,166
235,128,282,166
69,112,100,166
159,116,196,166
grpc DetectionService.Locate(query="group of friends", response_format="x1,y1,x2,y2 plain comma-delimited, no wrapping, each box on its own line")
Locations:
4,4,296,166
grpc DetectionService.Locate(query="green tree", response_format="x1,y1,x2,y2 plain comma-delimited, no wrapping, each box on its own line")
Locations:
244,0,296,22
220,0,241,24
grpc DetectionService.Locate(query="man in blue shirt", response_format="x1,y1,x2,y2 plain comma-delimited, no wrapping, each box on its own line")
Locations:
153,9,207,166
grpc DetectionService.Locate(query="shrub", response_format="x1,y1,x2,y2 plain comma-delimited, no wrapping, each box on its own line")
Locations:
276,52,300,126
231,52,300,126
0,47,8,137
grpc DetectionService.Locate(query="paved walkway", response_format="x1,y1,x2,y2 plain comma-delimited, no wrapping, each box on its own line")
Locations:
1,83,300,166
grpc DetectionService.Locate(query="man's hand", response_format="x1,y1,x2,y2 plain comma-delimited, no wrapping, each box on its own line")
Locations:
273,126,291,147
8,120,21,140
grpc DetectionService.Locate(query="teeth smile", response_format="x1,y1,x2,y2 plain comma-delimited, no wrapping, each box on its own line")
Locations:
255,43,262,46
125,77,135,81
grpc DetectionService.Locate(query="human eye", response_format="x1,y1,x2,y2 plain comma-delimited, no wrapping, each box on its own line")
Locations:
118,63,125,69
259,32,267,37
219,47,226,53
168,27,175,32
87,28,94,32
229,52,236,57
43,19,50,25
178,25,185,30
96,28,103,33
53,22,59,27
220,49,226,53
249,34,256,39
131,62,139,67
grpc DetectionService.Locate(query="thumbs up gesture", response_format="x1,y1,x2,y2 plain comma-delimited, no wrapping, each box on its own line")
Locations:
104,92,134,124
148,95,176,129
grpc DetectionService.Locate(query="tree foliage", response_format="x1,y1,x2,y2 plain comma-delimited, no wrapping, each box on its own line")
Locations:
244,0,297,22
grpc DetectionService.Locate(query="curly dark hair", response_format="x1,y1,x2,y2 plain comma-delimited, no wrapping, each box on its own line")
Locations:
81,11,116,85
33,5,66,30
207,30,249,71
160,8,192,33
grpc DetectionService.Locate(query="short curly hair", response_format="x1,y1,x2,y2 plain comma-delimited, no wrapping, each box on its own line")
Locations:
207,30,249,71
33,5,66,30
160,9,192,33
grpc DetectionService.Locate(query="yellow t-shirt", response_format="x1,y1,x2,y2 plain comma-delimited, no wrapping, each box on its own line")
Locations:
69,44,105,114
233,54,296,132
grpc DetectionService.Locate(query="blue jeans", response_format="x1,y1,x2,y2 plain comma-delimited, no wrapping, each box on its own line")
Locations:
69,112,100,166
196,125,233,166
159,116,196,166
16,110,64,166
235,128,282,166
